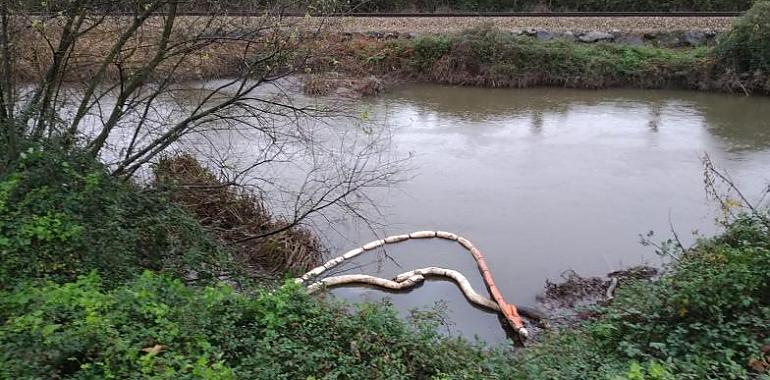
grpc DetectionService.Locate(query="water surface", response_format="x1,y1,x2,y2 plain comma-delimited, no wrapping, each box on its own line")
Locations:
320,85,770,345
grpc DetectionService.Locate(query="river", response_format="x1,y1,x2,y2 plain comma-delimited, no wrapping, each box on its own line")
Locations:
299,85,770,345
142,82,770,345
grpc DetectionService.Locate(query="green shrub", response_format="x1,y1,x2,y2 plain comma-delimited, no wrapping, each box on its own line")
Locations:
517,214,770,380
0,272,519,379
412,35,452,72
716,0,770,73
0,147,238,289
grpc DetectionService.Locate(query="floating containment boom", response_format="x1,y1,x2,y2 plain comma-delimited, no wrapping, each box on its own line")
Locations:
296,231,529,339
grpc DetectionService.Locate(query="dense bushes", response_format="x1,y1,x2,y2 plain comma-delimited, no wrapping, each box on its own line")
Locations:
393,26,711,89
716,0,770,73
0,272,517,379
2,213,766,379
0,148,238,290
517,214,770,379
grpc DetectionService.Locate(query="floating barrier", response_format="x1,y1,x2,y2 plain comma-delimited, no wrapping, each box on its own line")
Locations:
297,231,529,339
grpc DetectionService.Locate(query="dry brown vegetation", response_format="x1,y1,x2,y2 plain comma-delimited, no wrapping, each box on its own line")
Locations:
9,14,764,96
10,14,734,83
301,72,384,97
10,15,327,83
153,154,323,277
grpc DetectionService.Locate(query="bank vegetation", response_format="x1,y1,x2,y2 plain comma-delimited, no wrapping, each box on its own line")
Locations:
306,0,770,96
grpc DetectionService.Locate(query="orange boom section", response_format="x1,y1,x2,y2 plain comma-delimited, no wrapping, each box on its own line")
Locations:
459,236,527,338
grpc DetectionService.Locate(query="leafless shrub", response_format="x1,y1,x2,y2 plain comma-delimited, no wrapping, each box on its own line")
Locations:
702,153,770,228
0,1,408,271
154,154,323,275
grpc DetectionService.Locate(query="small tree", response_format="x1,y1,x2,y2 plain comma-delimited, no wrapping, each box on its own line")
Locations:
0,0,404,243
715,0,770,74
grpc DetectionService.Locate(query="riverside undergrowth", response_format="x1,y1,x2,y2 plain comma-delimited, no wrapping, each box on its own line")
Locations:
518,214,770,379
0,148,519,379
0,146,240,290
1,148,769,379
0,273,519,379
315,26,770,95
315,28,713,90
310,1,770,96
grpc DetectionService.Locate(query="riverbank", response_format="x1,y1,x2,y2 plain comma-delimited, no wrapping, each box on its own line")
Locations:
10,6,767,95
1,149,768,378
307,3,769,97
301,15,769,96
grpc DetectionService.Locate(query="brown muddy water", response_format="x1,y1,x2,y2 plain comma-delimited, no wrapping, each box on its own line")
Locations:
304,85,770,345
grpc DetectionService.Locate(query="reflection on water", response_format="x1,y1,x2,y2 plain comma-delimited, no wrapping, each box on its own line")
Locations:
381,86,770,152
323,85,770,345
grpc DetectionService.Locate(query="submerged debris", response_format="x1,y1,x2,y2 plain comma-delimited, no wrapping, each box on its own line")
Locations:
301,73,384,98
536,266,659,327
541,269,608,308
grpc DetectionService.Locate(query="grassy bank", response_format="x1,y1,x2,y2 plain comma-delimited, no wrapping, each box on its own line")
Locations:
308,27,768,96
303,1,770,96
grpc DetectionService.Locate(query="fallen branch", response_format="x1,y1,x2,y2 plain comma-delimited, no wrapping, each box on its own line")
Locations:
297,231,530,339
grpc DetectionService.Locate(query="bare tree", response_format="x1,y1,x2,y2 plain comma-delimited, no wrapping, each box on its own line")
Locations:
703,153,770,228
0,0,405,246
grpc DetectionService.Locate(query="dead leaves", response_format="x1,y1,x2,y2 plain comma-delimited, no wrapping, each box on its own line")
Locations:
748,345,770,373
141,344,166,356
